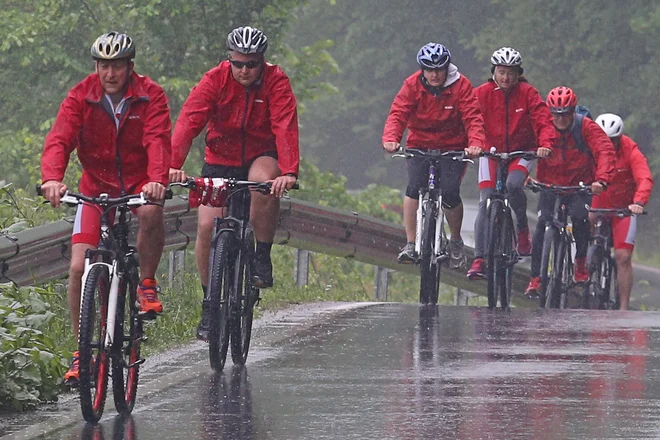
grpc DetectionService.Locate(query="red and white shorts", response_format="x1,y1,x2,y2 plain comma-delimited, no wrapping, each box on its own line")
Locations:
478,156,534,190
590,197,637,250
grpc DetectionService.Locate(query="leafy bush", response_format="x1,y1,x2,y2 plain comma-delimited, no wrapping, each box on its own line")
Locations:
0,283,68,411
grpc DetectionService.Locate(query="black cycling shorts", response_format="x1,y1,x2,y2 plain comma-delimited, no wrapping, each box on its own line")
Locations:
201,151,278,180
405,156,467,209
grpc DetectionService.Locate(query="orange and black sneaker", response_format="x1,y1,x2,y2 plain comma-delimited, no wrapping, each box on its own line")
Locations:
64,350,80,386
525,277,541,299
137,278,163,319
574,257,589,283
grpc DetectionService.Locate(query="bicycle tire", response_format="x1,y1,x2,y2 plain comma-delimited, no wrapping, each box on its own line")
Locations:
208,230,235,371
79,264,111,423
486,199,503,309
230,227,258,365
419,197,439,305
112,260,142,415
499,210,515,310
539,227,557,309
559,237,572,309
546,236,566,309
584,245,602,309
610,259,620,309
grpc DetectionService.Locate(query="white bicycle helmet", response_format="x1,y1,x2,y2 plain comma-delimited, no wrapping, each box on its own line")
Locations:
491,47,522,67
595,113,624,138
226,26,268,54
91,32,135,60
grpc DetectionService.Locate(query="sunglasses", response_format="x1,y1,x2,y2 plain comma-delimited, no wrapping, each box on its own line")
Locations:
228,58,262,69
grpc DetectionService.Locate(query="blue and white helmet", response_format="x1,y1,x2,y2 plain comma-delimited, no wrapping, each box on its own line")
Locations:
416,43,451,69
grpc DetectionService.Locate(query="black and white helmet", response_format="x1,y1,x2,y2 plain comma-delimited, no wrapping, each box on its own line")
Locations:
595,113,624,138
491,47,522,67
91,32,135,60
226,26,268,54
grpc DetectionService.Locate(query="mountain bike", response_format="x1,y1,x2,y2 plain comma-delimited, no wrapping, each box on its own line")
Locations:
481,150,541,310
170,177,297,371
583,207,646,309
392,148,473,305
37,186,167,422
526,181,591,309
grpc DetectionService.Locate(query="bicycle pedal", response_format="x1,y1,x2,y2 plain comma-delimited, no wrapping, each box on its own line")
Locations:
126,359,145,369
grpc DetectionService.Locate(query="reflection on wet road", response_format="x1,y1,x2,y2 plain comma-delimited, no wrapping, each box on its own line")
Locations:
33,305,660,439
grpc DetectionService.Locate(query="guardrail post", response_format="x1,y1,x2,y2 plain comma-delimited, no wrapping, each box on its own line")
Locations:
168,250,185,287
374,266,389,301
454,287,468,306
293,249,309,288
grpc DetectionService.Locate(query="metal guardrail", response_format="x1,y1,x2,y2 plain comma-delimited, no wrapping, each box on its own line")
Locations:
0,196,540,307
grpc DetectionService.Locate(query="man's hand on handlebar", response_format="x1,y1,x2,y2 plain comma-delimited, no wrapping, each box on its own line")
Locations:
40,180,67,208
142,182,166,202
464,145,483,159
590,181,606,195
169,168,188,183
628,203,645,215
270,175,297,198
383,142,400,153
536,147,552,158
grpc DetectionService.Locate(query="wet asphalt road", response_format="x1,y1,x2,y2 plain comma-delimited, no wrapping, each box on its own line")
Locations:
6,303,660,440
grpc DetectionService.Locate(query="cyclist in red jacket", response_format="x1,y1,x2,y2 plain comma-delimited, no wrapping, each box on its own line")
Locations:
525,87,615,297
169,26,299,340
467,47,555,280
40,32,171,383
592,113,653,310
382,43,486,268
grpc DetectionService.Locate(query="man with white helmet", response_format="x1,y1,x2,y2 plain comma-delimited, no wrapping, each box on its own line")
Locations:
467,47,555,280
41,32,172,383
592,113,653,309
382,42,486,267
170,26,299,339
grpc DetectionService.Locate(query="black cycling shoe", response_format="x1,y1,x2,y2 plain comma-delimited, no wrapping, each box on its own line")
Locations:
196,299,211,341
250,255,273,288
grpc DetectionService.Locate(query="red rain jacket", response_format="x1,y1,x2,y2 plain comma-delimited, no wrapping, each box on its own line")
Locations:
592,135,653,208
536,116,615,186
382,67,486,150
41,72,172,195
474,79,556,151
172,61,299,176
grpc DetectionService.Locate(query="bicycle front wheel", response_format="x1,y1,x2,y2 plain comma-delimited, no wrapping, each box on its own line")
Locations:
231,227,258,365
545,235,566,309
584,245,602,309
486,199,504,309
112,261,142,415
540,227,558,309
79,264,111,423
209,230,235,371
419,199,439,305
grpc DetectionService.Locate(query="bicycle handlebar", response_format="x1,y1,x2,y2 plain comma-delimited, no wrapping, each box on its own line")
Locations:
480,150,543,162
586,205,648,217
36,184,166,208
391,148,474,163
525,180,592,195
168,177,299,195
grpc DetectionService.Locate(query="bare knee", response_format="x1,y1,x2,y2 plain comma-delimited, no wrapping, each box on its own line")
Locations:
248,156,280,182
137,205,163,230
615,249,632,267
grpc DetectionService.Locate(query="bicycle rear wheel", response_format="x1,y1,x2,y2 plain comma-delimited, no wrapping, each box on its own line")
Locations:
209,230,235,371
112,259,142,415
231,227,258,365
79,264,111,423
486,199,503,309
419,198,440,305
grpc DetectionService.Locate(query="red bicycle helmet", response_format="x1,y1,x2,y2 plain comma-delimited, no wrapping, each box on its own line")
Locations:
546,86,577,113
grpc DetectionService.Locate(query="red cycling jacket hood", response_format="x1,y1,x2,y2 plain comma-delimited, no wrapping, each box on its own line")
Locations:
536,116,616,186
41,71,172,196
592,135,653,208
171,61,299,176
382,65,486,150
474,79,556,152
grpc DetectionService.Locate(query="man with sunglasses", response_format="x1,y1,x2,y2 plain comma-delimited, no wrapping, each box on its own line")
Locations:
170,26,299,340
524,86,615,298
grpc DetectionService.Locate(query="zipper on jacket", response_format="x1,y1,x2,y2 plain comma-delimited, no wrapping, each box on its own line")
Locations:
504,92,510,152
241,88,250,167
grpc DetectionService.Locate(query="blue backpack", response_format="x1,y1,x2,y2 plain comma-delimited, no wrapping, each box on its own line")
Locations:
570,110,591,156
